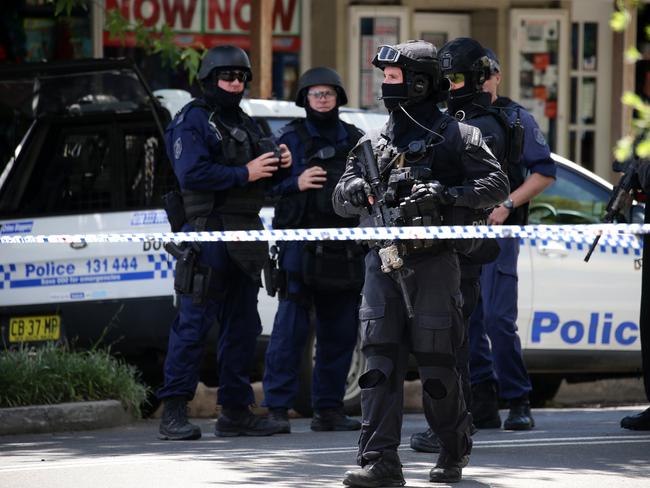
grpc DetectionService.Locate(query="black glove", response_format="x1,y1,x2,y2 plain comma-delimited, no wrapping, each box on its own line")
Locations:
342,177,370,207
410,181,456,205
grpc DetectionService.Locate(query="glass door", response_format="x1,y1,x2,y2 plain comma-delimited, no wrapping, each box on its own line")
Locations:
510,9,570,157
348,6,409,110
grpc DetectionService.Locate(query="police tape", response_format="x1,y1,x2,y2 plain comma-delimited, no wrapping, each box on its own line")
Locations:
1,223,649,250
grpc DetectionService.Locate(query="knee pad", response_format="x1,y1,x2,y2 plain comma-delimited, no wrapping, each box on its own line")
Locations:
423,378,448,400
359,354,393,389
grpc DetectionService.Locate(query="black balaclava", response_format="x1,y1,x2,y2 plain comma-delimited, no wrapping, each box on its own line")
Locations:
202,72,245,125
446,80,476,116
388,95,442,150
304,91,340,144
381,82,409,111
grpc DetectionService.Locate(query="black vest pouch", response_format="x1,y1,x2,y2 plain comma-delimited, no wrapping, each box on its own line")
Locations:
220,213,268,284
273,192,308,229
445,206,500,264
301,241,365,292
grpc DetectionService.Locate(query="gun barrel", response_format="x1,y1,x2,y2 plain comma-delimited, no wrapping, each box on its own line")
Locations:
395,269,415,318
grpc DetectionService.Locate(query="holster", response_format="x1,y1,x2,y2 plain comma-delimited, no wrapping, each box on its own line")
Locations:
164,241,213,305
263,245,285,297
162,191,187,232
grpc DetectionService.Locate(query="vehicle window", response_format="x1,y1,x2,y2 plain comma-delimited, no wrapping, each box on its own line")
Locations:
14,126,116,216
529,164,609,224
264,117,296,137
122,129,176,209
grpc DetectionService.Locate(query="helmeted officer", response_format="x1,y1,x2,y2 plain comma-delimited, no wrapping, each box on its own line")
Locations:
262,67,364,433
157,45,292,440
409,37,510,453
334,40,509,486
467,46,556,431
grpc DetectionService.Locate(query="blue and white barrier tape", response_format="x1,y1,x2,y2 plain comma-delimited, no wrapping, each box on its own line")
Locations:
0,224,648,249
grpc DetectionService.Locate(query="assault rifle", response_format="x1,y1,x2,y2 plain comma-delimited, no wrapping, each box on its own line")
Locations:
354,139,416,318
584,155,641,262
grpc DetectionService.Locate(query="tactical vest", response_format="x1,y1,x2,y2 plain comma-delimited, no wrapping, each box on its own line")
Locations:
174,99,269,281
373,115,493,258
273,119,363,229
462,102,529,225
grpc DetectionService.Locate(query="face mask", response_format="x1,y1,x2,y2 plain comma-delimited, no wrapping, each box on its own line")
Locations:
381,82,408,111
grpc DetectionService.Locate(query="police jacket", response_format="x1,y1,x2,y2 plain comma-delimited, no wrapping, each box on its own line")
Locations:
271,118,363,229
494,96,557,224
164,98,281,223
449,92,507,166
163,97,281,279
332,108,509,223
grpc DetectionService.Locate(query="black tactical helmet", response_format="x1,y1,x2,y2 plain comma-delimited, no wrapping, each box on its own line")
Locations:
438,37,491,90
371,40,445,100
198,45,252,81
294,67,348,107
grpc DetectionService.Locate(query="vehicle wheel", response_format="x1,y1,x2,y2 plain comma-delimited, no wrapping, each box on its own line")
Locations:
529,374,563,407
294,329,365,417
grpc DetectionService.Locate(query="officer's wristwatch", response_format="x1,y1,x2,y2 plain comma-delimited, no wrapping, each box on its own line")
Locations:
502,198,515,213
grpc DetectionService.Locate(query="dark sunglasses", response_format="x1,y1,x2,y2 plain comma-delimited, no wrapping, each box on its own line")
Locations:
217,70,249,83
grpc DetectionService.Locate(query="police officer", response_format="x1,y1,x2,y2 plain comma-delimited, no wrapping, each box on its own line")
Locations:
408,38,509,454
335,40,509,486
466,47,556,431
621,157,650,430
262,67,364,433
157,45,292,440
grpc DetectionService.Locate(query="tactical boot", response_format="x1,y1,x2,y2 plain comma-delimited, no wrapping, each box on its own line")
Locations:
471,381,501,429
158,396,202,440
410,425,478,453
621,407,650,430
268,408,291,434
410,428,440,453
215,407,284,437
503,396,535,430
311,408,361,431
429,450,470,484
343,450,405,487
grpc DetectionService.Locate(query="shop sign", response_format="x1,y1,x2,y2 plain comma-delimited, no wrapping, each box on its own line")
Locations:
104,0,300,51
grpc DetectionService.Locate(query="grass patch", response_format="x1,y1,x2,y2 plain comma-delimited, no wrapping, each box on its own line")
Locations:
0,344,149,417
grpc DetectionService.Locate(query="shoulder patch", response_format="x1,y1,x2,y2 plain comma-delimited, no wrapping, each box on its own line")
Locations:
534,128,547,146
466,125,482,147
174,137,183,159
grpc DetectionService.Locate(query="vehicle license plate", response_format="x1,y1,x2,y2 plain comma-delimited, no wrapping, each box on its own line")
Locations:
9,315,61,342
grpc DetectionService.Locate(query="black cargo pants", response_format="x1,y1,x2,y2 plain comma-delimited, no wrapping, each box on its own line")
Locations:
356,248,472,465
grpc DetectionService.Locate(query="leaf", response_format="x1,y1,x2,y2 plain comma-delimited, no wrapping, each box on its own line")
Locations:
622,91,643,108
614,135,634,162
636,138,650,158
181,48,203,85
105,9,129,44
609,10,630,32
624,46,641,63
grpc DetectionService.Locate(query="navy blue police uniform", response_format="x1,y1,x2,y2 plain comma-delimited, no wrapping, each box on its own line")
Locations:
159,102,264,408
468,96,556,406
263,118,364,421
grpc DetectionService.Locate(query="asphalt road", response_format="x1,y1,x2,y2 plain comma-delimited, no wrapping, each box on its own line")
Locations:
1,407,649,488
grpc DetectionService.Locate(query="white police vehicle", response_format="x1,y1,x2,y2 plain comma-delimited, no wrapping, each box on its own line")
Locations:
0,59,642,415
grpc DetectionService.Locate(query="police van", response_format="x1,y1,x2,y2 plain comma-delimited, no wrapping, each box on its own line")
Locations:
0,59,643,415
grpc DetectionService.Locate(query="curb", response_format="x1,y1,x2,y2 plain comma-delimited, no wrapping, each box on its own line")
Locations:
0,400,135,436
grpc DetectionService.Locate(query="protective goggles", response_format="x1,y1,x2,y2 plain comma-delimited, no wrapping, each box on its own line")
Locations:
445,73,466,84
307,89,337,100
216,70,249,83
375,45,401,63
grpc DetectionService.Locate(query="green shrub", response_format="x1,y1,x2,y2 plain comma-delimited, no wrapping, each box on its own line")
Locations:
0,344,149,417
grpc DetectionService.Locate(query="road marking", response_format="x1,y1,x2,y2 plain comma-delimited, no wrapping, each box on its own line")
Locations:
1,435,649,473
